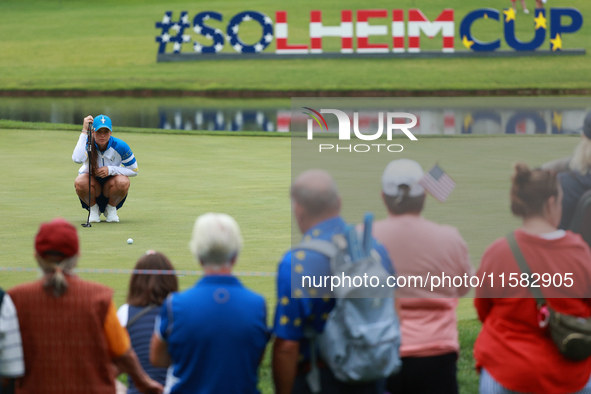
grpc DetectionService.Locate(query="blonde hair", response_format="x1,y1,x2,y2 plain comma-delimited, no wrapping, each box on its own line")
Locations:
570,137,591,174
189,213,243,269
36,255,78,297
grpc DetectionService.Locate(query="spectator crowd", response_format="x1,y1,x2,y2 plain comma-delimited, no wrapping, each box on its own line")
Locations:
2,116,591,394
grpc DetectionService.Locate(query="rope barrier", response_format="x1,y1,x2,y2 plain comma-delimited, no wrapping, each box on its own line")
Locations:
0,266,277,277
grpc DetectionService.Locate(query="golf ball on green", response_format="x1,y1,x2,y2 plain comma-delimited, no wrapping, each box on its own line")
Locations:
127,238,133,244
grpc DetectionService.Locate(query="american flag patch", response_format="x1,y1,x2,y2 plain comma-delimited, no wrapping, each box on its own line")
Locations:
419,164,456,202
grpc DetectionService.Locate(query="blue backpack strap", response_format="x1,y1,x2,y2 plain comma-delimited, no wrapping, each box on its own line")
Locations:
0,288,4,309
294,239,338,258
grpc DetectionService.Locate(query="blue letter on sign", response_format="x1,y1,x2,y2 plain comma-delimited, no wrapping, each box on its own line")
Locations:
504,8,546,51
193,12,225,54
549,8,583,51
156,11,191,54
227,11,274,53
459,9,501,52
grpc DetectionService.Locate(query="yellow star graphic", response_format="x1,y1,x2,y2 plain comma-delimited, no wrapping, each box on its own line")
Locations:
463,114,474,130
303,235,311,242
321,313,329,320
308,288,317,297
552,111,563,130
281,296,290,306
323,295,331,302
294,289,303,298
534,13,547,30
312,229,321,237
484,13,488,19
462,35,474,49
295,250,306,260
294,318,302,327
550,34,562,51
295,264,303,273
503,8,516,22
280,315,289,325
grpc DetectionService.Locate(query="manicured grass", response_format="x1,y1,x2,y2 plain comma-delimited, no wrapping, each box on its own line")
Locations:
0,124,580,392
0,0,589,92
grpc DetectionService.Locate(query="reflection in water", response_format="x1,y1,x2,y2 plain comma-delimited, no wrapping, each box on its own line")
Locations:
0,98,588,135
158,108,282,132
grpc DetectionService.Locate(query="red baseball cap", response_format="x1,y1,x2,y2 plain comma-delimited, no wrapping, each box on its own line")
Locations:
35,218,79,259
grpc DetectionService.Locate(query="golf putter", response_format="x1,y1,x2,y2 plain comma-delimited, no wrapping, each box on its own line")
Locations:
82,121,94,227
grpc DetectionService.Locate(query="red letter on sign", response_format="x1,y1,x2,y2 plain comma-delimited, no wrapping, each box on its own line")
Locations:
310,10,353,53
356,9,389,53
392,10,405,53
275,11,308,54
408,9,455,53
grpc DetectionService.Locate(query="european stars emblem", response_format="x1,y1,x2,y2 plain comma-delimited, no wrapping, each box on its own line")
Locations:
534,13,547,30
294,289,303,298
295,251,306,260
281,296,290,306
295,264,303,273
550,34,562,51
308,288,317,297
280,315,289,325
312,229,321,237
462,35,474,49
503,8,516,23
294,318,302,327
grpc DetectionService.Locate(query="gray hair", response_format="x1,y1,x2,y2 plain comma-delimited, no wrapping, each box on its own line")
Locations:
36,255,78,297
189,213,243,269
291,170,340,217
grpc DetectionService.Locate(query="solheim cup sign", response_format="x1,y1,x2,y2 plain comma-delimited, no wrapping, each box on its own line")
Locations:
155,8,584,61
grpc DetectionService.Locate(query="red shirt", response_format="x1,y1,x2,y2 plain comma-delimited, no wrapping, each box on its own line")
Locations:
474,229,591,394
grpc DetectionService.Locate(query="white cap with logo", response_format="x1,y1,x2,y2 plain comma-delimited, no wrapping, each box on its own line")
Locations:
382,159,425,197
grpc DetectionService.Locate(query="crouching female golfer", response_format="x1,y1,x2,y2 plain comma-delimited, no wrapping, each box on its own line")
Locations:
73,115,138,223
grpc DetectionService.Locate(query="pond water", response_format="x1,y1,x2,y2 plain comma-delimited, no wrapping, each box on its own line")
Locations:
0,97,589,135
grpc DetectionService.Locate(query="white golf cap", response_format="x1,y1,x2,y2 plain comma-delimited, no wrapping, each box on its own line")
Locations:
382,159,425,197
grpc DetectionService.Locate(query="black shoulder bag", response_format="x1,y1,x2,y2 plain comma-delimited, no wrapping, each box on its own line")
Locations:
506,232,591,361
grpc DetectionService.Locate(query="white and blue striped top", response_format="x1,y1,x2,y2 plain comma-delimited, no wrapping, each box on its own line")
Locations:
0,292,24,378
72,133,139,177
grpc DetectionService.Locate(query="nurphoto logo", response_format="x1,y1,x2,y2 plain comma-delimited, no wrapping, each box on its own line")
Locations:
303,107,418,153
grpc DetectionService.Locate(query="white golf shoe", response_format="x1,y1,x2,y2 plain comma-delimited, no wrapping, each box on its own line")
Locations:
105,205,120,223
89,204,101,223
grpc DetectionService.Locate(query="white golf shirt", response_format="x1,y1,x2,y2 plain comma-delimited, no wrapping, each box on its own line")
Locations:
72,132,138,177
